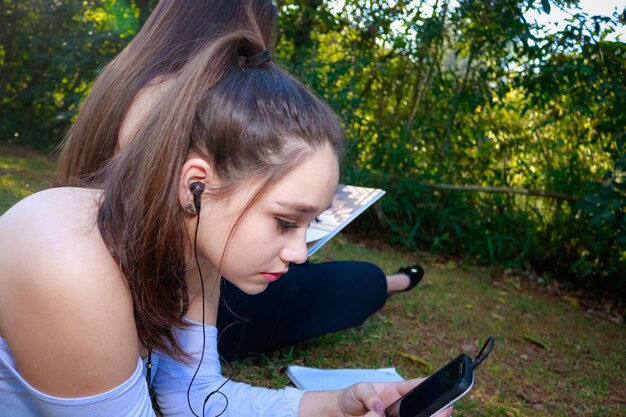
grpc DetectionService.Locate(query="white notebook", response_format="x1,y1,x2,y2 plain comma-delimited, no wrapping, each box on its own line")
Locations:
287,365,404,391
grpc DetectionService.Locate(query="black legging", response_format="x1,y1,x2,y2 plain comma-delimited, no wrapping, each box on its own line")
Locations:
216,260,387,360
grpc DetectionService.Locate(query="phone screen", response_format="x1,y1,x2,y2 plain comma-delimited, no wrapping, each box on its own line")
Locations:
385,354,474,417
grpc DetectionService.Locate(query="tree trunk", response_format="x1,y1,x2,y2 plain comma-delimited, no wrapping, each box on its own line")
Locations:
438,47,476,176
402,0,448,142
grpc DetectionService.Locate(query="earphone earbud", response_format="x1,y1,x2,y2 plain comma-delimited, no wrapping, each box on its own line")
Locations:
189,182,205,213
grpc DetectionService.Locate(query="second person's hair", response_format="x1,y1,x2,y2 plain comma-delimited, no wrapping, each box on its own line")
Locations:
57,0,278,186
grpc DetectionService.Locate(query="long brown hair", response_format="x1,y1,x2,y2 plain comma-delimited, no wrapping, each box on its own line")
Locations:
97,22,344,359
57,0,277,186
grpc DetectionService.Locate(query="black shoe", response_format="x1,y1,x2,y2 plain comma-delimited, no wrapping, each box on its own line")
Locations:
395,264,424,292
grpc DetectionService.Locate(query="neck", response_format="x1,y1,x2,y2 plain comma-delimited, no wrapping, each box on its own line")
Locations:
184,259,221,326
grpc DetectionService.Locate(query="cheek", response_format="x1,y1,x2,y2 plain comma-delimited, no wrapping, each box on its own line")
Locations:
223,215,280,260
196,206,239,265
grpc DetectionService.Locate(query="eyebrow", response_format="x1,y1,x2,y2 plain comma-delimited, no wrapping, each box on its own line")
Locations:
276,201,332,214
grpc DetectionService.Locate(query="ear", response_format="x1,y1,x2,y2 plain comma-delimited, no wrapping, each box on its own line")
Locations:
178,154,220,211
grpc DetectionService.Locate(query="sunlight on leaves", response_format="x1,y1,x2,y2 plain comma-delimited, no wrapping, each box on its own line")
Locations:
82,0,139,37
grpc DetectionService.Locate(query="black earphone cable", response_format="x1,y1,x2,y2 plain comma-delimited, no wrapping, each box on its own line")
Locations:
218,278,251,358
183,183,256,416
185,195,243,417
186,210,207,417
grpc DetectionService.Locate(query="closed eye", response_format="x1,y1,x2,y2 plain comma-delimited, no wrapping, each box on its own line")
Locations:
275,217,299,233
276,216,321,233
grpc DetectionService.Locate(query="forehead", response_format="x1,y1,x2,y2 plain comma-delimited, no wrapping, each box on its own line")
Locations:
260,145,339,211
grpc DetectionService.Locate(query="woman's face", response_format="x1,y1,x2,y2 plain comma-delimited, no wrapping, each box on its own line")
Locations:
197,144,339,294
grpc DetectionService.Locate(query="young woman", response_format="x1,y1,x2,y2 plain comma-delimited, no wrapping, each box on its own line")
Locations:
56,0,424,360
0,20,449,417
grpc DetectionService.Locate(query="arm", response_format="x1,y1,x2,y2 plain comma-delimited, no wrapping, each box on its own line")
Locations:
152,321,452,417
153,321,303,417
0,190,156,416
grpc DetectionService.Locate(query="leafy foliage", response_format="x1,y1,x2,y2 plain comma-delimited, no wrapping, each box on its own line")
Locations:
0,0,140,148
276,0,625,298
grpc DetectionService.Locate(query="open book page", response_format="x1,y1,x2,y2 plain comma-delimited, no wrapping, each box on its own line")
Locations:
287,365,404,391
306,184,386,256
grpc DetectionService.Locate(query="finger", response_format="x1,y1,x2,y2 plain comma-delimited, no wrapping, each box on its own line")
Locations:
397,377,426,396
351,383,386,416
372,377,422,394
368,378,425,407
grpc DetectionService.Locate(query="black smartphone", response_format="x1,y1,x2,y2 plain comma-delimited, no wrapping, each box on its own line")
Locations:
385,353,474,417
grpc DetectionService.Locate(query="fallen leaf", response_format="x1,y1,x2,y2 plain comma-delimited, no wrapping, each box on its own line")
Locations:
561,295,579,307
608,314,624,325
461,343,477,355
504,408,520,417
506,278,522,291
397,352,434,371
523,334,549,350
491,313,505,321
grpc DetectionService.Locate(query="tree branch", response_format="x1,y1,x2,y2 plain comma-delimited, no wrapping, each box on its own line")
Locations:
419,182,579,202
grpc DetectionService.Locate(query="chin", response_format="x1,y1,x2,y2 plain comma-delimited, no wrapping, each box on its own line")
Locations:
236,281,269,296
245,286,268,296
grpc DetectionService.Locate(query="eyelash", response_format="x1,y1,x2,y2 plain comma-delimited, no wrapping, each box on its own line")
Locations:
275,217,321,233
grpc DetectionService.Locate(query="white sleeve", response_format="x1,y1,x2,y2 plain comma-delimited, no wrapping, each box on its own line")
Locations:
153,321,304,417
0,354,155,417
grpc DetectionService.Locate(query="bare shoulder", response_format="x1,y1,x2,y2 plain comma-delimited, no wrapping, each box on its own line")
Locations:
0,188,111,285
0,188,140,397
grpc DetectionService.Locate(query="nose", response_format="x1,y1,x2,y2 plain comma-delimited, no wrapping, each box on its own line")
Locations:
279,232,309,265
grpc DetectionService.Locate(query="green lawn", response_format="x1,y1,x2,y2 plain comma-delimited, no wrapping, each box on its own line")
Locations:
1,142,624,417
0,142,57,213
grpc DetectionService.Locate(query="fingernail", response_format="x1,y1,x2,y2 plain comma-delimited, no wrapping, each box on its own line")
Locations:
374,401,386,416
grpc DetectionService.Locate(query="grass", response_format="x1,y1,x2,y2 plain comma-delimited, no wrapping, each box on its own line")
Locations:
237,240,626,417
0,142,57,213
1,141,625,416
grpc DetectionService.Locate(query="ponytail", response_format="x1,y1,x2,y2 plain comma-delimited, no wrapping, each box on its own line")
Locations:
98,29,274,359
99,25,343,359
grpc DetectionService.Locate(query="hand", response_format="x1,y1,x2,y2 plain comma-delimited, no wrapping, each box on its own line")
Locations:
336,379,454,417
300,378,454,417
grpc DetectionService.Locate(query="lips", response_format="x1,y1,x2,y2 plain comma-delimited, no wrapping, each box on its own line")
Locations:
261,272,285,283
